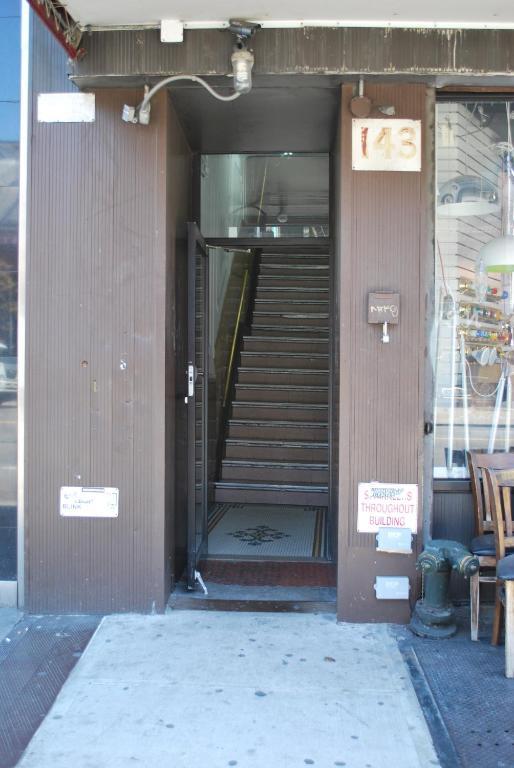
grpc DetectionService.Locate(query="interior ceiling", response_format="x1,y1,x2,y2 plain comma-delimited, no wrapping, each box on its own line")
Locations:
63,0,514,29
170,80,339,153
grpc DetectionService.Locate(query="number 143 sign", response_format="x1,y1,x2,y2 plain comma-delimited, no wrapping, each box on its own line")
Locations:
352,119,422,172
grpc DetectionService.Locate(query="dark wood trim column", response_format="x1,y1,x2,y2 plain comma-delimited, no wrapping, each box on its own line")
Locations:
337,83,433,623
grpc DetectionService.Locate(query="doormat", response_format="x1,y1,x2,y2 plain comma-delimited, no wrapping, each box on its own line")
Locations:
208,503,326,558
0,614,101,768
198,559,336,586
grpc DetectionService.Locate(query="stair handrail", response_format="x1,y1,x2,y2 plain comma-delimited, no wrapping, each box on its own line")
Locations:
223,268,249,408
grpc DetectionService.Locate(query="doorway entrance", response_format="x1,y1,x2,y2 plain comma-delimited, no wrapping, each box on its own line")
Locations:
182,153,336,599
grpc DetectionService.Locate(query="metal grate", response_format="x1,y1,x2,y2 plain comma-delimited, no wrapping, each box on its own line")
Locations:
398,608,514,768
0,614,100,768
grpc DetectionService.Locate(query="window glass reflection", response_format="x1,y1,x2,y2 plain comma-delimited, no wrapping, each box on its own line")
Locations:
201,153,329,238
0,4,19,582
434,101,514,478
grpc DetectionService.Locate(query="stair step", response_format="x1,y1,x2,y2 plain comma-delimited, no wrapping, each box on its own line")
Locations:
228,419,328,441
255,299,329,313
243,336,329,354
215,248,332,506
234,383,328,404
214,481,328,506
232,402,328,422
225,438,328,461
258,276,329,288
260,264,329,273
240,351,328,370
237,367,329,385
260,254,329,263
221,459,329,483
251,325,329,339
253,312,329,327
256,287,329,301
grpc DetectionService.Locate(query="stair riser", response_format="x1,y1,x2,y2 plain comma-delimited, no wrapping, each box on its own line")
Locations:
231,404,328,422
243,337,329,354
234,385,328,403
258,276,329,288
240,353,328,370
251,326,329,339
260,265,329,276
253,313,328,327
238,369,328,385
255,301,329,314
260,254,329,264
228,423,328,440
225,443,328,461
214,486,328,506
256,289,329,301
221,464,329,483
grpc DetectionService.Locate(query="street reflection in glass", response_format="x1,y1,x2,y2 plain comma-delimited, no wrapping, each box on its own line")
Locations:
0,1,20,582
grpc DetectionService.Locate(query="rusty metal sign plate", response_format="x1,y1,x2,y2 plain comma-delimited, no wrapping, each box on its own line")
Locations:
352,119,422,171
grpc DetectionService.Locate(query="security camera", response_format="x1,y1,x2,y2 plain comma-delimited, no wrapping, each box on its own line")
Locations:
229,19,261,47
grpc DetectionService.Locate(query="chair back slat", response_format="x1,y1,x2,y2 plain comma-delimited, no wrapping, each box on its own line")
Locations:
466,451,514,536
483,467,514,561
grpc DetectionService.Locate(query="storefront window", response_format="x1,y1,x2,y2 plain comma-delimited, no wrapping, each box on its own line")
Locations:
434,99,514,478
200,153,329,238
0,1,20,581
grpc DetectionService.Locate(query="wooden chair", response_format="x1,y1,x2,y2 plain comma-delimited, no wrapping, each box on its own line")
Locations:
497,554,514,678
466,451,514,641
482,467,514,648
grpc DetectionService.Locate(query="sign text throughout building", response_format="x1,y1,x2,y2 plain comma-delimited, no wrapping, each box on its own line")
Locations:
357,482,418,533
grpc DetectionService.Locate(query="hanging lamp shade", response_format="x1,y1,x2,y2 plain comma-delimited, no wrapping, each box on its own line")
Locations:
481,234,514,272
437,175,499,218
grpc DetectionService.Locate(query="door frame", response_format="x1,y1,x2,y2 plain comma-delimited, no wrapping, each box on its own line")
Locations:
186,222,210,588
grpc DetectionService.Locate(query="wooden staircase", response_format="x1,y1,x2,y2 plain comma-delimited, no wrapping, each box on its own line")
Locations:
214,252,330,506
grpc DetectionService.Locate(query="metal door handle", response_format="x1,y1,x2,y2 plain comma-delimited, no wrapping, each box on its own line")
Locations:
187,364,195,398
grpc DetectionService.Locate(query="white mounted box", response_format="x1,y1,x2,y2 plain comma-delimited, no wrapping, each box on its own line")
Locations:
374,576,410,600
161,20,184,42
376,527,413,554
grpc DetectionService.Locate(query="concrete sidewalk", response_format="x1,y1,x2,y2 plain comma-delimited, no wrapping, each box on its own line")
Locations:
17,611,440,768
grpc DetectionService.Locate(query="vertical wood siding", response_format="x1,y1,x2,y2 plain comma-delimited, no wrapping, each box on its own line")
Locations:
26,22,190,612
337,84,431,622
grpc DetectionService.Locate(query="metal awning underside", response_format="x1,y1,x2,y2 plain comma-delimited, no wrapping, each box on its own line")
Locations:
49,0,514,30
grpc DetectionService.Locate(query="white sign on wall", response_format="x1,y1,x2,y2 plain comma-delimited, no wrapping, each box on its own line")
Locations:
60,487,119,518
38,93,95,123
352,119,422,172
357,482,418,533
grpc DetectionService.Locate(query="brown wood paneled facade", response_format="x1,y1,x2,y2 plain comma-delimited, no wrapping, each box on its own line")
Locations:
26,23,191,612
337,84,432,622
26,21,476,622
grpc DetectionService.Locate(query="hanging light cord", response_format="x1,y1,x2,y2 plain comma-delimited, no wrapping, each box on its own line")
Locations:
465,357,508,398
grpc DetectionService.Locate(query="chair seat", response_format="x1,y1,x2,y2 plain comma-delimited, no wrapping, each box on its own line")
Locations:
498,555,514,581
470,534,497,556
470,534,514,557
